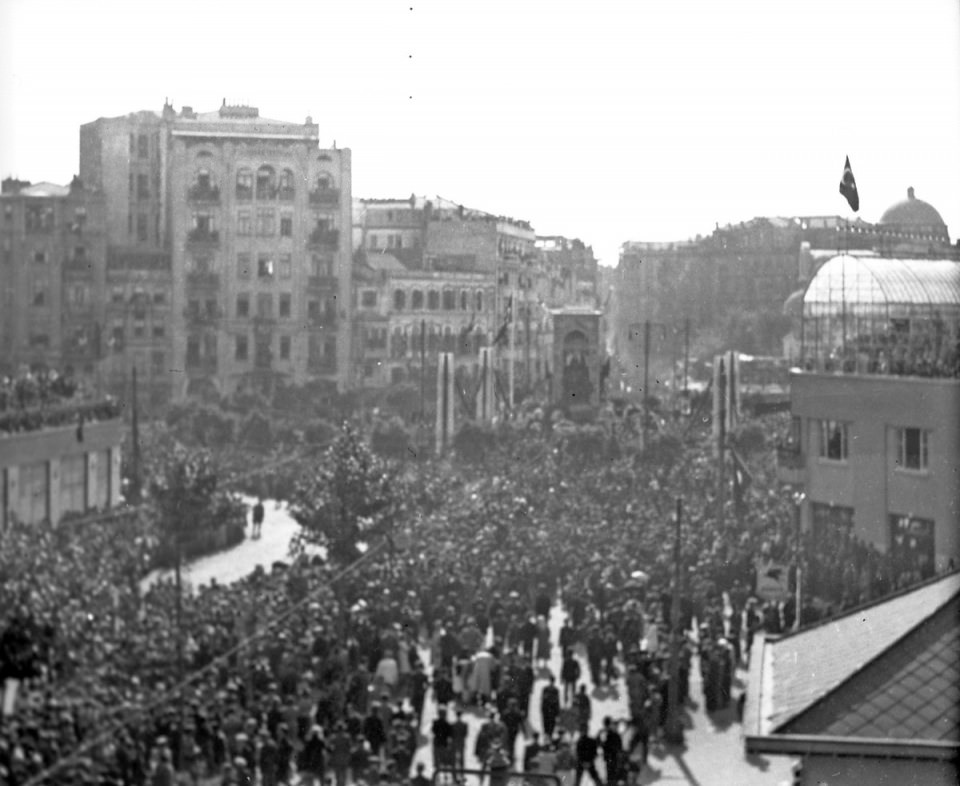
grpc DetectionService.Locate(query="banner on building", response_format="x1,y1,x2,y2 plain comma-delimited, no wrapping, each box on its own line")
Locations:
436,352,455,454
755,560,791,602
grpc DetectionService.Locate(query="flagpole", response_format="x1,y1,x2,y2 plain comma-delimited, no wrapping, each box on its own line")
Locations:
508,285,516,410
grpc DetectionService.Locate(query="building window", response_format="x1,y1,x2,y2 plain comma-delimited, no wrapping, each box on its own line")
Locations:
129,133,135,155
236,169,254,200
138,134,149,159
312,254,332,277
256,166,277,200
412,289,424,310
279,169,295,200
279,254,292,279
819,420,848,462
111,287,124,304
280,215,293,237
387,234,396,249
279,293,291,318
69,285,86,307
153,291,166,305
153,325,165,338
889,514,935,581
476,290,484,312
461,290,469,311
896,428,929,472
137,214,148,242
427,290,440,310
361,290,377,308
34,251,46,264
442,289,456,311
369,234,379,250
25,205,54,233
257,208,275,236
394,290,406,311
186,337,201,367
151,350,165,374
279,335,291,360
237,210,252,235
237,253,251,279
32,282,46,307
257,255,274,279
236,293,250,318
137,174,150,200
257,293,273,319
20,461,49,524
235,335,249,361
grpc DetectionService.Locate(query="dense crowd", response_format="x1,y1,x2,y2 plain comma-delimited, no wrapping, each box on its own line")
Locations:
0,412,944,786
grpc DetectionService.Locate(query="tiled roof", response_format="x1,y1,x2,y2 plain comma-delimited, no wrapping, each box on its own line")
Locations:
782,595,959,741
756,572,960,735
365,253,407,272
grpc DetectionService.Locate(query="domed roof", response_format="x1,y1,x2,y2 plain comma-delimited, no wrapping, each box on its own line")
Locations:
879,187,946,228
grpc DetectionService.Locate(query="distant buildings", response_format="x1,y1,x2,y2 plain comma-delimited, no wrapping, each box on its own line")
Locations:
612,198,958,391
352,196,598,403
0,178,107,385
4,103,602,416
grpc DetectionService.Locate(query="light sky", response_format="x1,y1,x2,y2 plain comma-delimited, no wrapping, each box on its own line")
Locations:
1,0,958,267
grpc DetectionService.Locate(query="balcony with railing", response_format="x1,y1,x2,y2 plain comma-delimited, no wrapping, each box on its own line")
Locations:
256,185,278,201
186,228,220,246
308,274,338,290
186,271,220,288
183,305,222,325
776,440,806,485
188,184,221,204
309,187,341,206
236,184,253,201
307,227,339,250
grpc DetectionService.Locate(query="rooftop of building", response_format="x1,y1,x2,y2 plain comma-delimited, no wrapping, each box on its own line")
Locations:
1,176,94,198
169,100,320,141
744,570,960,756
804,255,960,309
880,187,947,229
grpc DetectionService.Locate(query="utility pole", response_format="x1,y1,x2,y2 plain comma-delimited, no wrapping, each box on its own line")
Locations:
683,318,690,396
130,365,141,503
643,321,651,450
174,514,185,768
419,318,426,423
665,496,685,745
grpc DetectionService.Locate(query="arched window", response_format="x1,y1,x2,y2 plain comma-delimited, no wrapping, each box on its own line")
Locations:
279,169,295,200
256,166,276,200
197,168,211,191
460,290,469,311
427,290,440,310
411,289,424,310
236,168,253,199
393,289,406,311
442,288,456,311
443,326,455,352
475,290,483,312
427,325,439,352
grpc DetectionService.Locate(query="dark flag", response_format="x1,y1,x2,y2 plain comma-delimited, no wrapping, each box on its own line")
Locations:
839,155,859,212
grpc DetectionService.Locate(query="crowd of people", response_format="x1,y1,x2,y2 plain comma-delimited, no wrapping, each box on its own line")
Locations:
0,411,945,786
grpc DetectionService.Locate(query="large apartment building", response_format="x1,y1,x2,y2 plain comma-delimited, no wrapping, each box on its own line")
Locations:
78,101,353,403
0,178,107,386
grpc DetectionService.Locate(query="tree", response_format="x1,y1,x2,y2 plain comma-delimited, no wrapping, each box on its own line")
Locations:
289,424,400,563
148,445,243,549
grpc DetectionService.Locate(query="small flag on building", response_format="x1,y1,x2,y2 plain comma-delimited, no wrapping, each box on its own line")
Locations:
839,155,859,212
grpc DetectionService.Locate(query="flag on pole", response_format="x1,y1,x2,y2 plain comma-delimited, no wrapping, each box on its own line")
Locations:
839,156,859,212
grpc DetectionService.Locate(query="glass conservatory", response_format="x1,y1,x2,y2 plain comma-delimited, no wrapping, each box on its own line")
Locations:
801,255,960,378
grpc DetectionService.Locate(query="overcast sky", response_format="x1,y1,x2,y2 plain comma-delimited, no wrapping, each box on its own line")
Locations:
1,0,958,266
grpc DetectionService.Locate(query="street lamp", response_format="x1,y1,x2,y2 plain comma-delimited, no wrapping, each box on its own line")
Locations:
792,490,806,632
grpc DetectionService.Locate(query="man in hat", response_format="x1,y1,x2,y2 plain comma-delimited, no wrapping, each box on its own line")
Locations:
540,674,561,739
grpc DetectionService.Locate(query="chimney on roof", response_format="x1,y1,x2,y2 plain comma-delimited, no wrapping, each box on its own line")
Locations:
907,186,915,200
305,116,313,125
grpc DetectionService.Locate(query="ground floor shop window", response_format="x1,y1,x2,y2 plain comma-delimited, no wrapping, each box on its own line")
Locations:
889,514,935,582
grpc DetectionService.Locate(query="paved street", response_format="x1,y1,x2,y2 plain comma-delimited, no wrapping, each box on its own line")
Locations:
144,499,796,785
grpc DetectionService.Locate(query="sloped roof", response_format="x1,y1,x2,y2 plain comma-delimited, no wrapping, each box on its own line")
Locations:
781,594,959,741
749,571,960,737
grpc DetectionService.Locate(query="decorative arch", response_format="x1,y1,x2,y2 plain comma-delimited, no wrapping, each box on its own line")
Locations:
394,289,406,311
